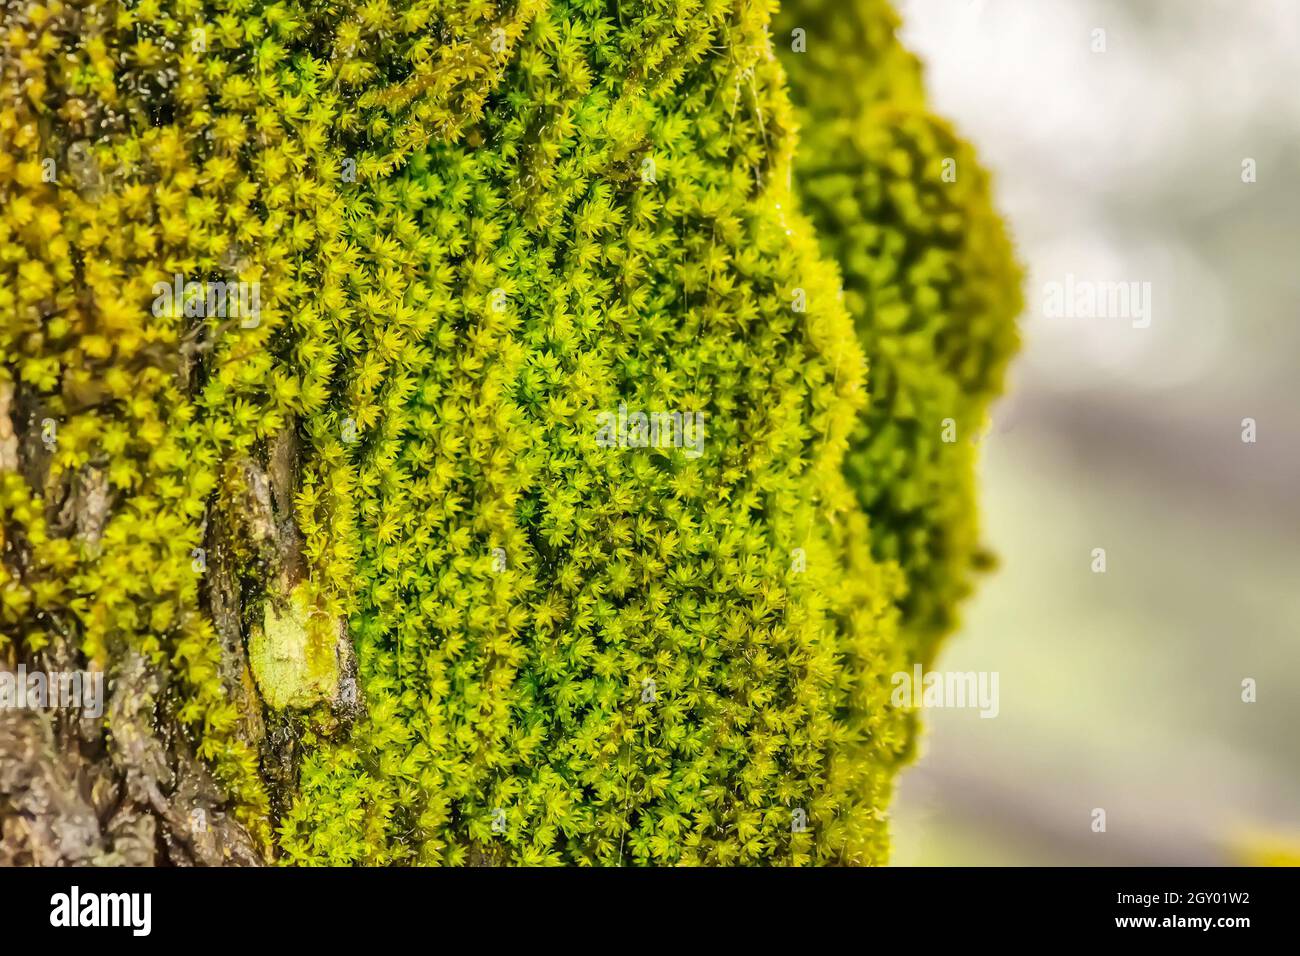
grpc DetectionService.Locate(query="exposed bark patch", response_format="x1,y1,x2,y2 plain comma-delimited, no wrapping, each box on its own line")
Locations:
0,707,148,866
0,380,18,473
106,651,263,866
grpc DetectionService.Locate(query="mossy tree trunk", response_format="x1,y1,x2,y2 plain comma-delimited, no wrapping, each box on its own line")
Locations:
1,0,1018,866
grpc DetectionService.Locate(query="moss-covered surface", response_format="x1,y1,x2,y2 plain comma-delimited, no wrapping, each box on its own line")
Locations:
0,0,1019,865
777,0,1022,659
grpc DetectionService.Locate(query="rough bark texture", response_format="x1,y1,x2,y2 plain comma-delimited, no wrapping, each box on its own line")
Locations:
1,385,264,865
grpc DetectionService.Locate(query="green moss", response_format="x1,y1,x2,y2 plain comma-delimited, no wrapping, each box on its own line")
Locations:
777,0,1024,657
2,0,1019,865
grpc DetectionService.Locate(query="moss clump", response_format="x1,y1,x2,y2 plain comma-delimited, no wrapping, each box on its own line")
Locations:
1,0,1019,866
778,0,1023,657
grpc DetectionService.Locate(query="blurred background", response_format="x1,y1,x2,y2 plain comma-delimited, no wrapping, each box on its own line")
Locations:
889,0,1300,865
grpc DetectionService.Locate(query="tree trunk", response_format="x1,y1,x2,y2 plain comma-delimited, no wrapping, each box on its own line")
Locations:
1,0,1020,866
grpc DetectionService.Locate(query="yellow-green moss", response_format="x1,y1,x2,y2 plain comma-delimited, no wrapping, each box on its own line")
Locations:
777,0,1023,657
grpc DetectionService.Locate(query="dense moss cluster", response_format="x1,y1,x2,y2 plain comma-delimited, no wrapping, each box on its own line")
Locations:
777,0,1022,656
1,0,1019,865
